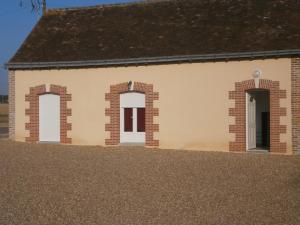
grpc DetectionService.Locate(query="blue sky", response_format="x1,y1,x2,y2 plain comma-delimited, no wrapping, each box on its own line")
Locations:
0,0,136,95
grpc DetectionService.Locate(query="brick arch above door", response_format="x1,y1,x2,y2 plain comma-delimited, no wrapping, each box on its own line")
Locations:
25,84,72,144
105,82,159,147
229,79,287,153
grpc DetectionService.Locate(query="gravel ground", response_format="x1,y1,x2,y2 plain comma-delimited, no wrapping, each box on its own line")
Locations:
0,140,299,225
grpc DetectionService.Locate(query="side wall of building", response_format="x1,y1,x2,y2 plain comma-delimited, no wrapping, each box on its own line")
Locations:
13,59,292,153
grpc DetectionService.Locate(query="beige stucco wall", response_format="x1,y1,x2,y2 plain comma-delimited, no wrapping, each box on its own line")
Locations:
14,58,292,153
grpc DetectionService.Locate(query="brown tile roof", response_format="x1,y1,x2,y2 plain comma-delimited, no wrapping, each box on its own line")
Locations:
9,0,300,64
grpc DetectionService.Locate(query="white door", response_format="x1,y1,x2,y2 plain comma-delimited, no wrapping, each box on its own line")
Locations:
39,94,60,142
120,92,145,144
247,92,256,150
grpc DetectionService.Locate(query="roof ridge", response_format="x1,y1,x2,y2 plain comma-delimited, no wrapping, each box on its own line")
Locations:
10,0,300,65
46,0,172,13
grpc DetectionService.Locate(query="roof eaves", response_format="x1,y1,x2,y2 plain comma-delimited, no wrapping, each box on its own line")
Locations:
6,49,300,70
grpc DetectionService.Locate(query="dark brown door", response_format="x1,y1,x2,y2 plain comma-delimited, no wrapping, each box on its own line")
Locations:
137,108,145,132
261,112,270,148
124,108,133,132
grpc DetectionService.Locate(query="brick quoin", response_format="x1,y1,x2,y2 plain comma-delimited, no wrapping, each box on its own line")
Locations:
8,70,15,139
292,58,300,154
229,79,287,153
105,82,159,147
25,84,72,144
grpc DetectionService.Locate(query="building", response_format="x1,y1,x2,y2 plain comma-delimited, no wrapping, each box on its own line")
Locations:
6,0,300,154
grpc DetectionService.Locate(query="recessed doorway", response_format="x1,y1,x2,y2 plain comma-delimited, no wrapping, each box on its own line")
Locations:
246,89,270,151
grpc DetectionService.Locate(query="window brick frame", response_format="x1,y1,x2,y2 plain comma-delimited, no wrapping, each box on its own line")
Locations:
105,82,159,147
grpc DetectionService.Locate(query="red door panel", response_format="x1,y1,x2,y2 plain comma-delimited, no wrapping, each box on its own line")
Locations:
137,108,145,132
124,108,133,132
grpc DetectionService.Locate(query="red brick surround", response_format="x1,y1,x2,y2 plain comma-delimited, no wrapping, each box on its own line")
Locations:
292,58,300,153
25,84,72,144
229,79,287,153
105,82,159,147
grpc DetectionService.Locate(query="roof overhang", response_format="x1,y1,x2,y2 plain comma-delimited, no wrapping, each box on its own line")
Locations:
6,49,300,70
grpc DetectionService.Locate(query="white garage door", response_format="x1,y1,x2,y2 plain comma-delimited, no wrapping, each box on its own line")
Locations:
39,94,60,142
